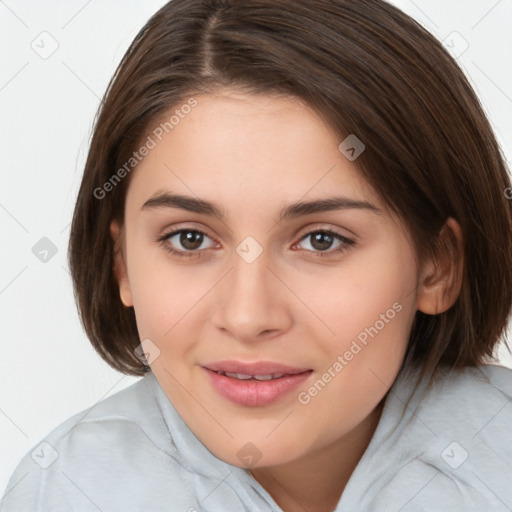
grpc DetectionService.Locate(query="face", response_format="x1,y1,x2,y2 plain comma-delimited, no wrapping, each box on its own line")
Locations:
113,89,422,468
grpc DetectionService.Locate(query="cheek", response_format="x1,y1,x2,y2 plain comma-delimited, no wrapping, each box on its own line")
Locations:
127,252,214,342
296,238,417,354
295,251,416,438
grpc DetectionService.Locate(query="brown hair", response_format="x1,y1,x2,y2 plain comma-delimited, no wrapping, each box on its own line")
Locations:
69,0,512,377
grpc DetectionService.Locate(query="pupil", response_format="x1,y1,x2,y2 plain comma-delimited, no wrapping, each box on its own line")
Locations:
311,232,333,251
180,231,203,250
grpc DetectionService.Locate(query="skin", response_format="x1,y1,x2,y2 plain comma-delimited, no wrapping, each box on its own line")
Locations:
111,89,463,512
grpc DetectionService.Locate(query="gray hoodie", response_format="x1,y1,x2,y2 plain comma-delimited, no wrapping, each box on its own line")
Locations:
1,363,511,511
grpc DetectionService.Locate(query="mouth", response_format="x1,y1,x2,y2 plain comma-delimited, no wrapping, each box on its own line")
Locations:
211,370,303,381
202,360,312,377
201,361,313,406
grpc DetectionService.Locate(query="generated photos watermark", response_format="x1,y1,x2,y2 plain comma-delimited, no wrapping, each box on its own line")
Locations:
93,97,198,200
297,301,403,405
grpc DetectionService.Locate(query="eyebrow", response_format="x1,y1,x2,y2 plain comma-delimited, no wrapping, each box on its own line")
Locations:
141,192,383,220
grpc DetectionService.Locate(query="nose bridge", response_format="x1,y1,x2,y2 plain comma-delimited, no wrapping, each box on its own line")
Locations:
212,244,292,339
231,249,271,304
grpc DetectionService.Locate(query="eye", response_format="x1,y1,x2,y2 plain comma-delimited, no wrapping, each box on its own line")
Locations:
157,227,355,260
295,229,355,257
157,228,216,259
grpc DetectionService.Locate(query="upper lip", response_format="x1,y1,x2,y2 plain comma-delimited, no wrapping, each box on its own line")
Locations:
203,360,312,376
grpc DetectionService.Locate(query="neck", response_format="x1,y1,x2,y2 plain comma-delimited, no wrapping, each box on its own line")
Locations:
249,402,384,512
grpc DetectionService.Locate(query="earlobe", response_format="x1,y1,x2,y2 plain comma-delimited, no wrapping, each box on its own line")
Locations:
416,218,464,315
110,220,134,308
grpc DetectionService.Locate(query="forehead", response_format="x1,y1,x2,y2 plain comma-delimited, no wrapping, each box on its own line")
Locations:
125,90,382,213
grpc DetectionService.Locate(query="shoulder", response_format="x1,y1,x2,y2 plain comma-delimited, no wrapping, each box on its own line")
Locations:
403,363,512,436
429,361,512,398
0,373,181,511
357,364,512,511
402,361,512,410
396,363,512,464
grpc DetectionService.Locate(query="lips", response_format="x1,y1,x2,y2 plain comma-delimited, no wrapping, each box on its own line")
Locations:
203,360,312,378
201,360,313,406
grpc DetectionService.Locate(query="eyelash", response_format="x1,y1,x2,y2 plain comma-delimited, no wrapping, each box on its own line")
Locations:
156,227,356,260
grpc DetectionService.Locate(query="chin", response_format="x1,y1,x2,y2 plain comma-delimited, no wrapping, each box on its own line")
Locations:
210,440,299,470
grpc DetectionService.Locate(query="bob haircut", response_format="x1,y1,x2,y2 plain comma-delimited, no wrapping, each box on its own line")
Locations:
69,0,512,378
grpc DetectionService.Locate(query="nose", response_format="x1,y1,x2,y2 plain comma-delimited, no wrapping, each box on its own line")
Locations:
211,251,293,342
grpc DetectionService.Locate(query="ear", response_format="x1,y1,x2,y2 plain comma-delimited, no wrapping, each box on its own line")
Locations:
110,220,133,308
416,217,464,315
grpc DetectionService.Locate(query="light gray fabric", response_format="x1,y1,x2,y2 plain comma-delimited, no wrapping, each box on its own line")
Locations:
1,364,511,511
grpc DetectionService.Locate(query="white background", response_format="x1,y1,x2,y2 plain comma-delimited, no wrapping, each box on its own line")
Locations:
1,0,511,496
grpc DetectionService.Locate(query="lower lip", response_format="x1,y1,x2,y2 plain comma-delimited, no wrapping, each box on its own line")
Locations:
202,368,313,407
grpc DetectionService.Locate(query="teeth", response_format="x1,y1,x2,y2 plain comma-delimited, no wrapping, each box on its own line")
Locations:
255,373,285,380
224,372,252,380
218,371,286,380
